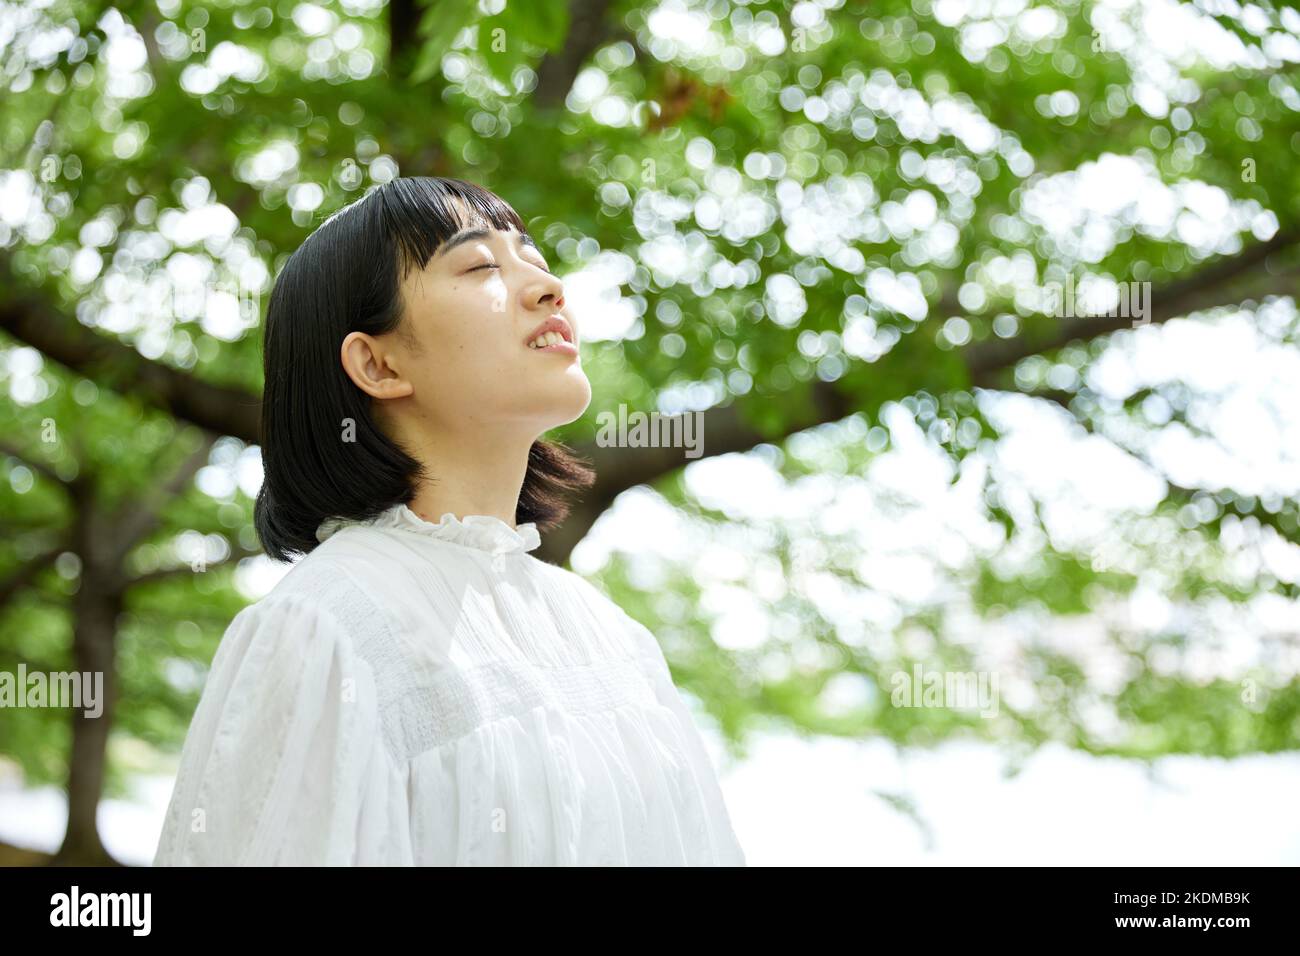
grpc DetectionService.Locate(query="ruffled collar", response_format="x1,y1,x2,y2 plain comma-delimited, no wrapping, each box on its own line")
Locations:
315,503,541,556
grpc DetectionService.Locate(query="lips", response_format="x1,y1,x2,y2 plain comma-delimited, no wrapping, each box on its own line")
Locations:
524,315,575,348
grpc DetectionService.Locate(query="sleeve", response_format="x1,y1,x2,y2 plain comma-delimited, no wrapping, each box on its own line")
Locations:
152,595,388,866
611,601,750,867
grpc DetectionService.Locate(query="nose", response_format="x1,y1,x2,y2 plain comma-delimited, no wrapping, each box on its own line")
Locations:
529,268,565,313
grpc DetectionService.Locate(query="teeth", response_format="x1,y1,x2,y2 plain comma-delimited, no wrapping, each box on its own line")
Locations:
529,331,566,349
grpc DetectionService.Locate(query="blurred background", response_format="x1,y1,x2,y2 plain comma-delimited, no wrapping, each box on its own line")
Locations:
1,0,1298,866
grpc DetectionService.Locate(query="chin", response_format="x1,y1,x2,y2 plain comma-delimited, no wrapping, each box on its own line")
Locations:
539,376,592,428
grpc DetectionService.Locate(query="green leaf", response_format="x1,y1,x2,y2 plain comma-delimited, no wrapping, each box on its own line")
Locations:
410,0,482,84
509,0,570,48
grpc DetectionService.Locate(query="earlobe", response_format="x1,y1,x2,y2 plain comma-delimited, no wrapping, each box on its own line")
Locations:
340,332,414,400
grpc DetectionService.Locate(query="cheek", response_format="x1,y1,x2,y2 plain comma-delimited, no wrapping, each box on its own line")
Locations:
460,293,523,359
480,276,511,318
442,280,512,332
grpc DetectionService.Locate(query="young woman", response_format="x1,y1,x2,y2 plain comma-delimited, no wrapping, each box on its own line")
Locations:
153,176,747,866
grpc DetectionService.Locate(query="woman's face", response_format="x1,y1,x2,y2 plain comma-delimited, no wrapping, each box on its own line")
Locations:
372,208,592,438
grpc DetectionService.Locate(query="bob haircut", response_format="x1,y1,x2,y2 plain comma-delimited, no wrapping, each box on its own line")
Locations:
253,176,595,563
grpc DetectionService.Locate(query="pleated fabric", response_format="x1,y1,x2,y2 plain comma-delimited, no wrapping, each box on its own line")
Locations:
153,504,746,867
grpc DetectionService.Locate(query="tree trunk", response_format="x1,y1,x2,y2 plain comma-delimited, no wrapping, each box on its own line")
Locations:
52,569,122,867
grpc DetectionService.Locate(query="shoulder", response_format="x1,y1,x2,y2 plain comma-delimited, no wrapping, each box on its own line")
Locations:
223,545,400,676
527,558,667,664
198,560,397,748
210,576,359,678
254,538,390,626
528,558,615,613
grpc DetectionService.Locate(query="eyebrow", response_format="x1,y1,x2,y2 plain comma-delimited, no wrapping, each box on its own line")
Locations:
436,227,540,257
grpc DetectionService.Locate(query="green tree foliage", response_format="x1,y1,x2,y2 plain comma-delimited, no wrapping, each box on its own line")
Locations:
0,0,1298,861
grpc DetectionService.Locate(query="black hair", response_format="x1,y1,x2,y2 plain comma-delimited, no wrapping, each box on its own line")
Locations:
253,176,595,562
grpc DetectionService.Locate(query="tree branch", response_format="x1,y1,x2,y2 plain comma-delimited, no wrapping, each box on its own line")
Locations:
6,232,1296,567
107,432,217,567
388,0,422,80
536,385,853,563
537,235,1300,562
0,256,262,441
533,0,628,108
0,438,69,487
0,540,67,611
965,231,1300,387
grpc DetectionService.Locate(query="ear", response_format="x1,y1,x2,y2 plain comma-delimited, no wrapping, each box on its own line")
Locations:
340,331,415,400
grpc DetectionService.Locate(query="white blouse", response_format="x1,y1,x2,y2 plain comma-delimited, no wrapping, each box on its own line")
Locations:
153,503,746,866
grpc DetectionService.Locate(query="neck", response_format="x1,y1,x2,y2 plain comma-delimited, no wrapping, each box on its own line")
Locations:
390,420,536,531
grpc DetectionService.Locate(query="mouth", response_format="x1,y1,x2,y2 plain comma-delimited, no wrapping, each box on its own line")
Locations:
524,315,578,355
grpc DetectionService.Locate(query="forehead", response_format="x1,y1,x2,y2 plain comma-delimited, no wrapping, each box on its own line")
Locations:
445,195,528,238
437,220,539,257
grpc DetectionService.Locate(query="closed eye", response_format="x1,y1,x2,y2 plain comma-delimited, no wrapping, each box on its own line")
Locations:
468,260,554,275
